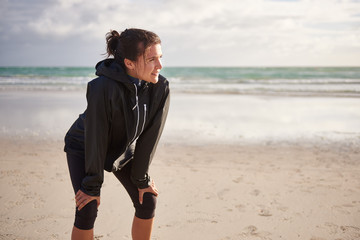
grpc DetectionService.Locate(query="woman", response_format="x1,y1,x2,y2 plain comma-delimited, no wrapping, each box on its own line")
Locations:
64,28,170,240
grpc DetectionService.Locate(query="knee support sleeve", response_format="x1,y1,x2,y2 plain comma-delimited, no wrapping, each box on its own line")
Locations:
134,192,157,219
74,199,98,230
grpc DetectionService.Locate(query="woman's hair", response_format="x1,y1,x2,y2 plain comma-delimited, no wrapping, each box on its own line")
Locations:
105,28,161,65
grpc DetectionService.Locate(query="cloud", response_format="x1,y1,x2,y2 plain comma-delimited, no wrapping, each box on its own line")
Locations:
0,0,359,66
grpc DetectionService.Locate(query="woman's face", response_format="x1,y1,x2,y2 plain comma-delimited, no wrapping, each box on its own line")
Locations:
132,43,163,84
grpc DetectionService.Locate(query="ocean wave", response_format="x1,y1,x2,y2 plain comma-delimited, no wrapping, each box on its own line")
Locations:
1,67,360,97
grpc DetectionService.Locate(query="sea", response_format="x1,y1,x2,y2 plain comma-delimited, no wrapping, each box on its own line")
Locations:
1,66,360,97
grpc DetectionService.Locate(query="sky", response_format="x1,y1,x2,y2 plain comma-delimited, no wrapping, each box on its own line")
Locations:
0,0,360,67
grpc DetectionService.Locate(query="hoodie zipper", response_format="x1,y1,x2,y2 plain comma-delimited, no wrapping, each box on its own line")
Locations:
130,84,148,143
141,104,147,134
131,84,140,143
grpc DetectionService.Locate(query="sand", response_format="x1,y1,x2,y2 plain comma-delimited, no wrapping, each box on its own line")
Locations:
0,90,360,239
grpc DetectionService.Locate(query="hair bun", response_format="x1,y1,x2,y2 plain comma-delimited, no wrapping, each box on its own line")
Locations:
105,30,121,57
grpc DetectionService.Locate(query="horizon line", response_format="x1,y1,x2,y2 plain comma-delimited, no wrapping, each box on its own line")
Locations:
1,65,360,68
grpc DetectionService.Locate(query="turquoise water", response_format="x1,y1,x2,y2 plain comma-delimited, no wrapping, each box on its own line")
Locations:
162,67,360,81
1,66,360,96
0,67,95,78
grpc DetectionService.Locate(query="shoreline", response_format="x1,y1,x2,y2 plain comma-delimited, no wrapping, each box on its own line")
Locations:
1,90,359,144
1,88,359,98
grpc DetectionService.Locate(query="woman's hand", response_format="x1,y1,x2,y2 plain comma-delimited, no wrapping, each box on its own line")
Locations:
138,179,159,204
75,189,100,211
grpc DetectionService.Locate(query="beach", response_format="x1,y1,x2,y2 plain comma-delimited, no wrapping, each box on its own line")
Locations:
0,89,359,240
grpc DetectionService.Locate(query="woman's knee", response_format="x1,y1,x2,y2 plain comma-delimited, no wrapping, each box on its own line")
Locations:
74,199,98,230
134,192,157,219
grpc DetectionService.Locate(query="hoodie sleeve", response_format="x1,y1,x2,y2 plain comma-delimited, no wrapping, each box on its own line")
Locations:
131,84,170,189
81,80,110,196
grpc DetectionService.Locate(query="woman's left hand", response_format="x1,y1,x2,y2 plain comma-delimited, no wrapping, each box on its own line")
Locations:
138,179,159,204
75,189,100,211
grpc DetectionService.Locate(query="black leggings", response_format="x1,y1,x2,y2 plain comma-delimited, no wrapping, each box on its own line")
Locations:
66,152,157,230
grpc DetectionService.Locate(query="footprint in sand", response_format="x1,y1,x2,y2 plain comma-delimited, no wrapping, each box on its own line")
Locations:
258,208,272,217
244,225,258,235
240,225,272,238
233,176,243,183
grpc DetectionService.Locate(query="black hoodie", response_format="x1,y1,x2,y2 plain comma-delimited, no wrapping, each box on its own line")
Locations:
64,59,170,196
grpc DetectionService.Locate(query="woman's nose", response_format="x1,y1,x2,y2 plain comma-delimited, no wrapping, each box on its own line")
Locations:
157,59,163,70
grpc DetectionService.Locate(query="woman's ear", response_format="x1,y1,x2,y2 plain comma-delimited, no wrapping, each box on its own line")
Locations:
124,58,135,70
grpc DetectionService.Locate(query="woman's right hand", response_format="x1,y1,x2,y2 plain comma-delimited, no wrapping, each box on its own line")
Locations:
75,189,100,211
138,179,159,205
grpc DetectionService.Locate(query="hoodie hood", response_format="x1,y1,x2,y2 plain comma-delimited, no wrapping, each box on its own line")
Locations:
95,59,130,84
